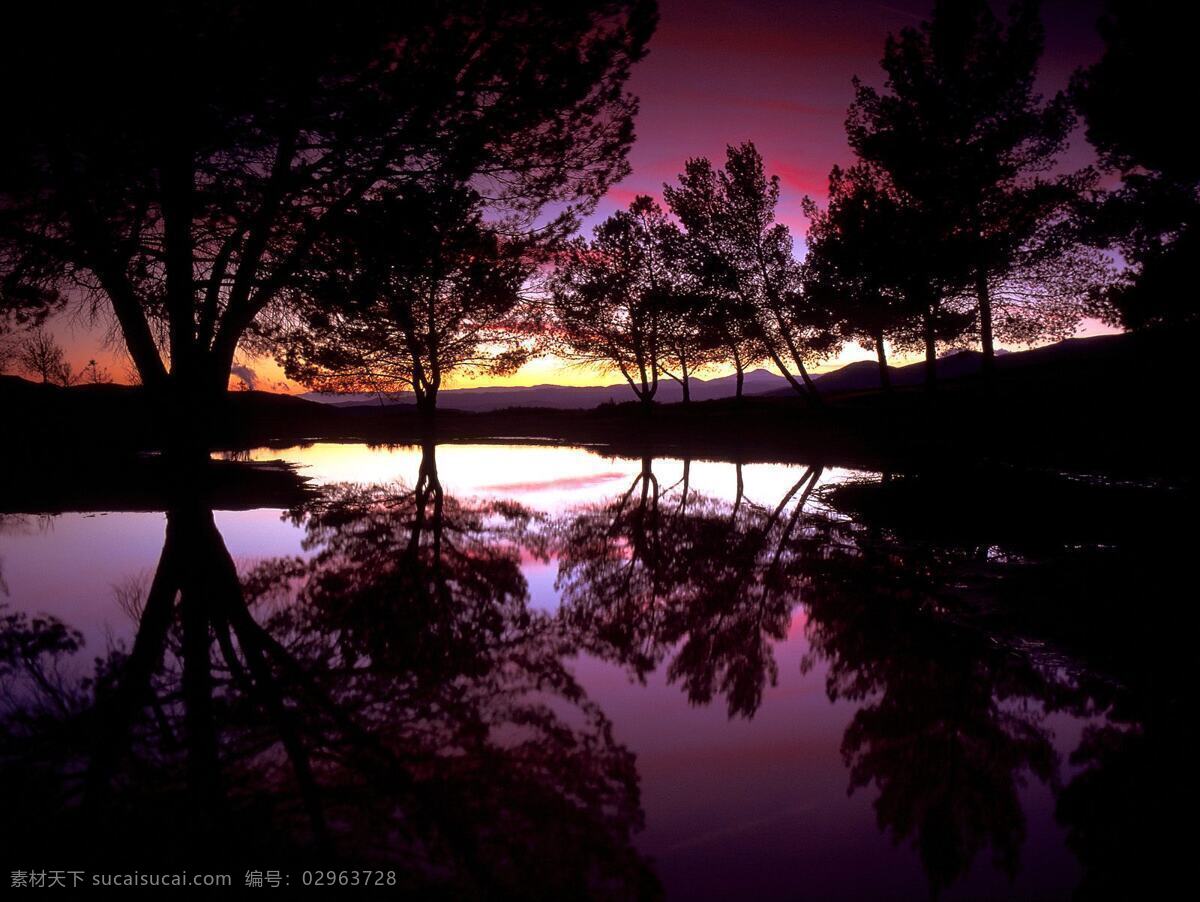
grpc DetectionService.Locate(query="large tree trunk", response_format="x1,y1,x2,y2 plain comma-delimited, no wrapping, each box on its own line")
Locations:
763,341,820,406
792,353,821,396
637,366,656,408
415,382,438,422
976,268,995,381
924,307,938,392
731,343,745,400
680,354,690,404
160,368,224,470
875,329,892,393
769,314,822,405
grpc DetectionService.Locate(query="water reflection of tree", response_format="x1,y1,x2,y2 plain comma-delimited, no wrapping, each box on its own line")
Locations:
553,457,822,718
552,457,1175,896
277,438,549,677
551,454,1067,890
814,472,1193,898
0,445,659,899
795,510,1064,894
1054,713,1186,901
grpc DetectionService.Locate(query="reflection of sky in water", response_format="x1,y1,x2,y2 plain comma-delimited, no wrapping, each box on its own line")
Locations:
2,445,861,641
1,508,308,654
0,443,1086,898
241,442,862,514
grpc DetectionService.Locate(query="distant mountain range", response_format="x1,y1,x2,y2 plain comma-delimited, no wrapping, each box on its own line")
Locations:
4,335,1130,436
762,339,1134,396
769,346,1014,396
300,367,789,411
299,344,1050,411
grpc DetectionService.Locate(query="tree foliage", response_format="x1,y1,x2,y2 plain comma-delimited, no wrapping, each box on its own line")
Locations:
1071,1,1200,329
16,328,75,386
278,183,536,413
803,165,918,387
665,143,836,401
0,0,656,441
549,196,686,404
847,0,1091,372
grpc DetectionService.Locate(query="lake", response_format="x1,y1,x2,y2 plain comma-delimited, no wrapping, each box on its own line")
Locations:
0,441,1182,898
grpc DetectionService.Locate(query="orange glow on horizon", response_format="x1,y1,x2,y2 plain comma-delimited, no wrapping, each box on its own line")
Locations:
32,316,1121,396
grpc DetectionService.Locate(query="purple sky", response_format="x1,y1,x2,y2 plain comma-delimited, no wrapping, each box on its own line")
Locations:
588,0,1107,240
37,0,1113,388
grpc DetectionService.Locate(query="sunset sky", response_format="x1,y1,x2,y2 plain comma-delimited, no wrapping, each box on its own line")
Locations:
41,0,1114,393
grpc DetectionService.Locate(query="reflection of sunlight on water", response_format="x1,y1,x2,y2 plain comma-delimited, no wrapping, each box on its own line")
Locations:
0,508,308,654
4,445,873,643
243,442,871,514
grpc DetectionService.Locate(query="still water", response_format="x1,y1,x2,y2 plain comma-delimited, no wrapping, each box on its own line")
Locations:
0,442,1179,898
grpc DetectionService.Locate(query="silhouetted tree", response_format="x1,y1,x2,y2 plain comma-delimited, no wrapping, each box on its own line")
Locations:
1071,1,1200,329
670,267,763,399
983,233,1112,347
278,183,536,417
80,359,113,385
670,239,767,401
805,164,977,391
16,328,75,386
848,0,1085,379
803,165,917,391
665,144,836,403
709,300,765,400
550,197,684,406
0,1,656,455
656,289,718,404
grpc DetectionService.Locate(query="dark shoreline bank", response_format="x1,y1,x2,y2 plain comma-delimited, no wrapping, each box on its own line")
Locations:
5,328,1195,484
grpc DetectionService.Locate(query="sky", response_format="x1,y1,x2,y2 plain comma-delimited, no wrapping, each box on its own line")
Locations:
36,0,1114,392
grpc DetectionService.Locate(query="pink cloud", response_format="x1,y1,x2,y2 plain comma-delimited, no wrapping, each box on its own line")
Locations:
479,472,630,493
771,161,831,197
603,186,665,209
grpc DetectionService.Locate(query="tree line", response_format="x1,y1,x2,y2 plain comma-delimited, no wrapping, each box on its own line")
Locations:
1,1,1194,441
